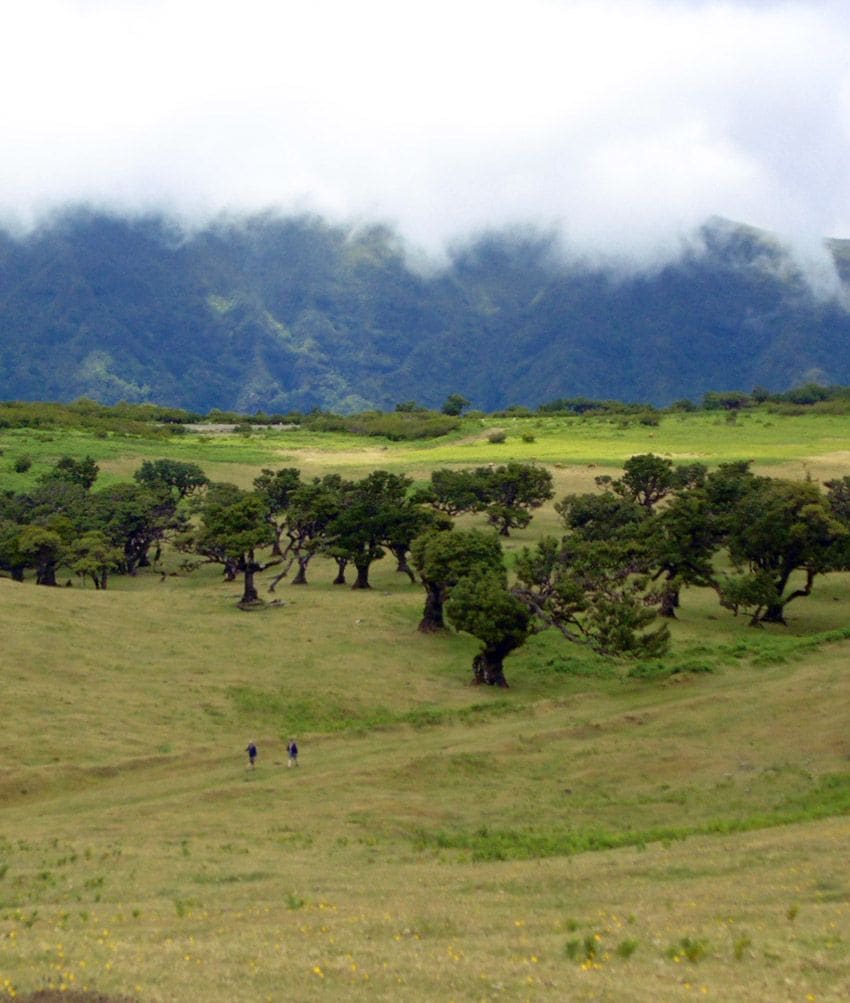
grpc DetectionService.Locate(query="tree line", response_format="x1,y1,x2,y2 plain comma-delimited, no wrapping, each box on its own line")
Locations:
6,381,850,442
2,453,850,687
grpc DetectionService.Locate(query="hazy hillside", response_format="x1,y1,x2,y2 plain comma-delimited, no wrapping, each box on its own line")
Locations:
1,208,849,413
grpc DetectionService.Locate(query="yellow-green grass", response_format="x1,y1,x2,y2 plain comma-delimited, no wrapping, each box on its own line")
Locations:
4,410,850,491
3,558,850,1000
2,413,850,1000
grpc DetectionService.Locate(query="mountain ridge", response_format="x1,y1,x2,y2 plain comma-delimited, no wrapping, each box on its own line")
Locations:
0,208,848,413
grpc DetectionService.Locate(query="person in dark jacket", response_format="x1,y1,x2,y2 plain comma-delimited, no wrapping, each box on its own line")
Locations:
246,741,257,768
287,740,298,767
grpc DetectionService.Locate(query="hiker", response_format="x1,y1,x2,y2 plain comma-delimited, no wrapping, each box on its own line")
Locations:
287,739,298,768
246,741,257,768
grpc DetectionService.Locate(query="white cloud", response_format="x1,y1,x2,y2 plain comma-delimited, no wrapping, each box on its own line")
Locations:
2,0,849,266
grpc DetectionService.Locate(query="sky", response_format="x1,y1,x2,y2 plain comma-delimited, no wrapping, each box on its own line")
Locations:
3,0,850,268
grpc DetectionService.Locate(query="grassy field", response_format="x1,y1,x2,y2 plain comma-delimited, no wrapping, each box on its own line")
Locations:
2,412,850,1001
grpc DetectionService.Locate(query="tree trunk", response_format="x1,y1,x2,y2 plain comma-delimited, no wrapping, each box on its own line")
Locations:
240,554,261,605
759,603,787,625
758,569,813,625
292,555,309,585
36,560,58,586
472,649,510,688
418,584,445,632
352,561,371,589
390,544,416,583
332,557,347,585
659,580,679,618
756,568,799,625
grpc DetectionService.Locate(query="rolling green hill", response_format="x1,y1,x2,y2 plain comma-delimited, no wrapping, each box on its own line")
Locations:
2,413,850,1001
1,209,849,414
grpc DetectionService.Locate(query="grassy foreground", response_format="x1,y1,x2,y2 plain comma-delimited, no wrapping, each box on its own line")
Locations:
2,412,850,1001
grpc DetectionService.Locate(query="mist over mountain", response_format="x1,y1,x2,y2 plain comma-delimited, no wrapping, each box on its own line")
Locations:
0,208,848,414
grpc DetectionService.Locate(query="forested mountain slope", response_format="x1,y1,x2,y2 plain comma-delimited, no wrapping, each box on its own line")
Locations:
1,208,848,412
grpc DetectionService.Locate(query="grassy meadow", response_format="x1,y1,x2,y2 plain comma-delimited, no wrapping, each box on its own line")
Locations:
2,411,850,1001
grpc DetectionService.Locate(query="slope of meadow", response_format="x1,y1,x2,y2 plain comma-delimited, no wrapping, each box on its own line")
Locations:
2,412,850,1002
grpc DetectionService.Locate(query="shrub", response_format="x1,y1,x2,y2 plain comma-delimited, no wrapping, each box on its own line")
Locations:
487,430,507,444
666,936,709,963
308,411,460,440
13,454,32,473
616,939,639,959
628,659,714,680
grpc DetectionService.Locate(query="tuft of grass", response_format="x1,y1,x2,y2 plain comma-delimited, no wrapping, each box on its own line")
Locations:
667,936,709,963
616,938,639,959
564,934,599,962
628,659,715,680
733,933,752,960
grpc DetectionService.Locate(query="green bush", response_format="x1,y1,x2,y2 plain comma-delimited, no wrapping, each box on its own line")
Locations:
627,660,714,681
308,410,460,440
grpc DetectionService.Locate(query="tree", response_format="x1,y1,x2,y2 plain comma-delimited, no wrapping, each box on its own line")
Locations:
702,390,753,411
419,468,490,516
644,490,720,617
266,474,346,588
134,458,209,499
70,531,123,589
0,519,27,581
445,572,531,687
825,475,850,571
325,471,413,589
176,482,243,580
479,463,554,536
441,393,471,416
8,480,90,529
40,455,99,490
596,453,705,512
382,500,444,583
513,536,670,657
423,463,554,536
254,466,302,556
557,474,716,620
721,478,846,624
16,524,67,586
702,461,759,532
825,475,850,523
555,491,646,542
89,483,183,574
195,491,276,605
410,528,503,632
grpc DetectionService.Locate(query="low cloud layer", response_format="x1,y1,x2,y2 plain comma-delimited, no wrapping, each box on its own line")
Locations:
3,0,849,267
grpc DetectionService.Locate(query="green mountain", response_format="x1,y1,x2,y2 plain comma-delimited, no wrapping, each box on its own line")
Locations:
0,208,848,412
